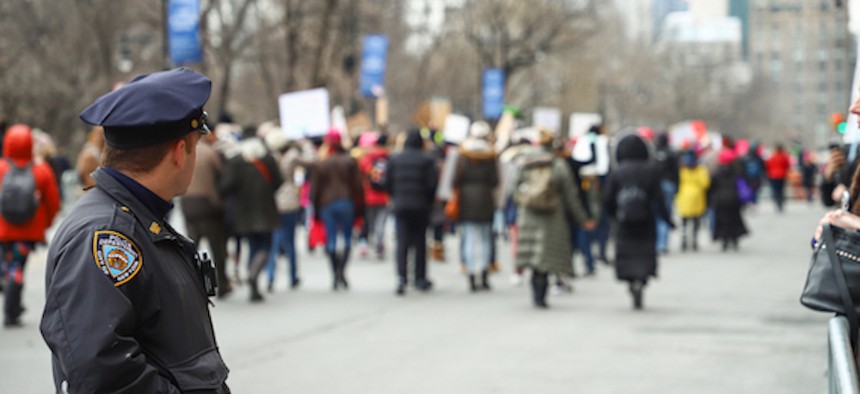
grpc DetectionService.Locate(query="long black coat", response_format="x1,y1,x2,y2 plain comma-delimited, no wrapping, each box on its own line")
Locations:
603,135,671,282
709,165,748,240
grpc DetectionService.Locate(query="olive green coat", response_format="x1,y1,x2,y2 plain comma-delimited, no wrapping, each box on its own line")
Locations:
514,148,591,275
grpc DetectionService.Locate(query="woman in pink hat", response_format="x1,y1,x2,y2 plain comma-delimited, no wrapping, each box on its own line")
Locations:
708,149,748,251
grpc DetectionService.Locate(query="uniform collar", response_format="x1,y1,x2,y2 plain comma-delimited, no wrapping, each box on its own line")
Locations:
101,167,174,220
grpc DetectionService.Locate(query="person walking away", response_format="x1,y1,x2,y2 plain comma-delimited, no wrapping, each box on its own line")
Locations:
709,149,749,251
311,130,365,290
0,124,60,327
800,151,817,204
498,134,533,285
653,133,679,254
603,134,674,310
358,134,391,260
41,68,230,391
385,130,438,295
219,128,282,302
514,130,595,308
564,132,597,278
75,126,105,190
820,144,848,207
454,122,498,291
765,143,791,212
741,142,766,205
180,128,232,298
265,135,315,291
675,150,710,252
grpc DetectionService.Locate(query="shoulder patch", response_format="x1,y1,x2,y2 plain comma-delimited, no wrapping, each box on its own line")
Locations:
93,230,143,286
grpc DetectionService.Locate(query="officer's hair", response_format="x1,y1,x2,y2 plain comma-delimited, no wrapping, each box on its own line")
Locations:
103,134,195,173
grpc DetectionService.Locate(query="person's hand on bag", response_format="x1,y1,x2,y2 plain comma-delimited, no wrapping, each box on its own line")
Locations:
815,209,860,241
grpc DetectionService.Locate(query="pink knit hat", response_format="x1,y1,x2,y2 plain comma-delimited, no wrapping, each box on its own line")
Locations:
718,149,737,165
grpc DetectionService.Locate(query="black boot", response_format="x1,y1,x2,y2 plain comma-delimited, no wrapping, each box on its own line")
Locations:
248,250,268,302
4,279,23,327
328,252,340,290
681,235,688,251
338,248,350,290
531,271,549,309
629,280,644,310
480,270,491,291
468,275,478,292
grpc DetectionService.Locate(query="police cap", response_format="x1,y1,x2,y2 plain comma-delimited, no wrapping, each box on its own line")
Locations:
80,67,212,149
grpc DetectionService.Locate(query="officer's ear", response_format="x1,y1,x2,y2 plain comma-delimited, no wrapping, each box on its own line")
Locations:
171,134,195,167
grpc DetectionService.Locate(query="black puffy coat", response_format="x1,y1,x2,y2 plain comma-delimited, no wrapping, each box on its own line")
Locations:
385,131,438,213
603,135,671,281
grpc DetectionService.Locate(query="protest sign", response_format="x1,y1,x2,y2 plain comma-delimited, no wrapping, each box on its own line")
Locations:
533,107,562,134
278,88,330,140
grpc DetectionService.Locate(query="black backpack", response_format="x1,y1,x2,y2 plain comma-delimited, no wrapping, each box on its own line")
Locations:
615,183,651,224
0,159,39,225
368,156,388,191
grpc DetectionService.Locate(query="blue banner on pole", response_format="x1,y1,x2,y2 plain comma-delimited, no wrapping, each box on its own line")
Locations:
359,35,388,98
482,68,505,120
168,0,202,66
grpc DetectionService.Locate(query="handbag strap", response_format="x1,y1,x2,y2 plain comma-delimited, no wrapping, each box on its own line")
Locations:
824,225,860,348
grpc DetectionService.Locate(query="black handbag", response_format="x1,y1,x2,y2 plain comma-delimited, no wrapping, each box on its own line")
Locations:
800,225,860,346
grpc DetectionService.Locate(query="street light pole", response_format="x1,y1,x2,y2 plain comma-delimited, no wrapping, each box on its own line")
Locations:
162,0,171,70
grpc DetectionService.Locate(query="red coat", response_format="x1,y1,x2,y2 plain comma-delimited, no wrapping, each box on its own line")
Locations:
358,147,390,207
765,151,791,180
0,125,60,242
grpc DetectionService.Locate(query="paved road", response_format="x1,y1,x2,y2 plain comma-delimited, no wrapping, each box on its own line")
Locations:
0,200,834,393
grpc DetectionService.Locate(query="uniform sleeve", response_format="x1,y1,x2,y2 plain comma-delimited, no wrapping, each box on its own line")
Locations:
40,230,181,393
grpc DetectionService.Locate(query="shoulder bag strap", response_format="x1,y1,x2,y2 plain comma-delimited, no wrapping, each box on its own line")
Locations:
824,225,860,349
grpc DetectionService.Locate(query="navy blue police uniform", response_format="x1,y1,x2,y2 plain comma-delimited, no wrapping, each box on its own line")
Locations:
40,68,230,393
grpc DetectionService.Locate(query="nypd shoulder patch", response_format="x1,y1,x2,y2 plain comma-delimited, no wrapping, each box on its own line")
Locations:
92,230,143,286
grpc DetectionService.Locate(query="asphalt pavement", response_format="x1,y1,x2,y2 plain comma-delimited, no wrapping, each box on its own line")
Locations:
0,199,834,393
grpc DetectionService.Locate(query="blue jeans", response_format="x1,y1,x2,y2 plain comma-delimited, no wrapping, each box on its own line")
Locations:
656,180,676,252
572,225,595,273
266,211,301,285
461,222,492,274
320,198,355,254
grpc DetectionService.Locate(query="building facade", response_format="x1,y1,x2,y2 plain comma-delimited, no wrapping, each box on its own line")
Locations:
749,0,854,145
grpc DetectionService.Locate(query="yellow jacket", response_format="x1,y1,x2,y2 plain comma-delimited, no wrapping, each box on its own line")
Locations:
676,166,710,218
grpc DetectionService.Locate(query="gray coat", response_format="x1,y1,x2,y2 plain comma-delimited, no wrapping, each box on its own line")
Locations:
515,148,591,275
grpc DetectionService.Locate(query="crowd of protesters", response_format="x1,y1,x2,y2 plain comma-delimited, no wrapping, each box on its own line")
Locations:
0,113,842,328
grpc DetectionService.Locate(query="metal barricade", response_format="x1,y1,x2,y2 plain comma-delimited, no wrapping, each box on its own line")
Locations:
829,316,860,394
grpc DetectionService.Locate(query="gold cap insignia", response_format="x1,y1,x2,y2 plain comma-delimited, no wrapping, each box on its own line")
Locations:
191,119,199,129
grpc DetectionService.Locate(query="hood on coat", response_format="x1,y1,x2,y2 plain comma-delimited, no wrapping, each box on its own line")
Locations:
615,134,649,163
4,124,34,167
459,138,495,160
239,137,269,162
404,130,424,149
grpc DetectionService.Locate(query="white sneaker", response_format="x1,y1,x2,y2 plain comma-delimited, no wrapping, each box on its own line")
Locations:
509,273,523,286
550,284,563,296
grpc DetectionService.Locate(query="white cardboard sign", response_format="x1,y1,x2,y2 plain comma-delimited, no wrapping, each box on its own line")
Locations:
443,114,470,144
278,88,330,140
533,107,562,134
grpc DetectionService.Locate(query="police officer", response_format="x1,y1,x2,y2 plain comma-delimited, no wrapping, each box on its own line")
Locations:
40,68,230,393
